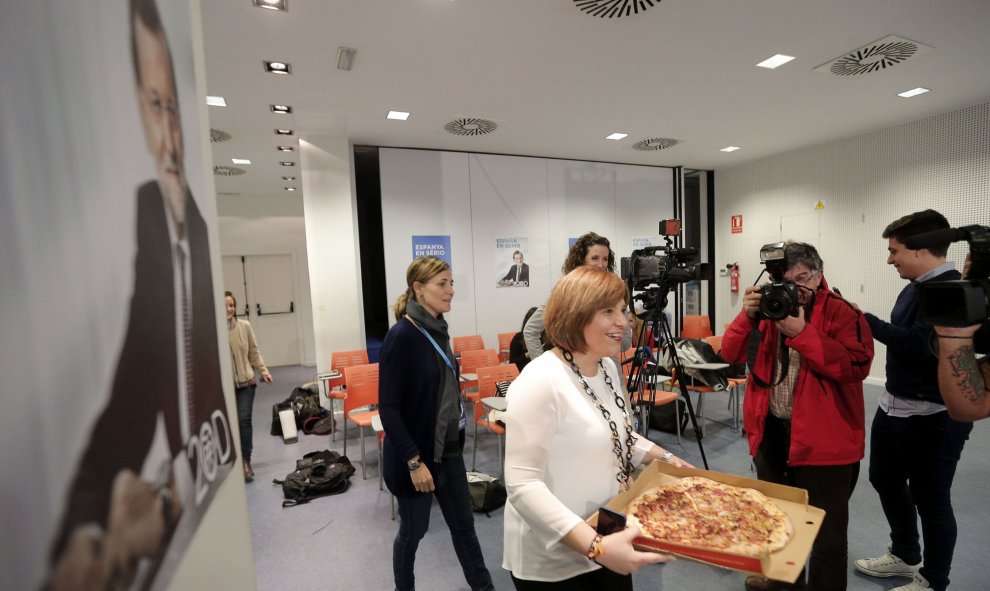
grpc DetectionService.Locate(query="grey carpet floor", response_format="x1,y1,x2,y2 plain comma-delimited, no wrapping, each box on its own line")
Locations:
243,366,989,590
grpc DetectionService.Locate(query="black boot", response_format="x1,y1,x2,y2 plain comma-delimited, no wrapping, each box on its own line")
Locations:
744,575,806,591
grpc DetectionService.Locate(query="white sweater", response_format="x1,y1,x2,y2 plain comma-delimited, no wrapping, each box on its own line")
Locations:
502,352,655,581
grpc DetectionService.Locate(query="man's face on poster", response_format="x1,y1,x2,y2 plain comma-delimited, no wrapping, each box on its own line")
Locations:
513,252,524,265
135,18,186,224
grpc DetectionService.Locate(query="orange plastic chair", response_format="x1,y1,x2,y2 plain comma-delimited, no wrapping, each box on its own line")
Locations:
459,348,499,401
343,363,380,479
682,315,713,339
453,335,485,358
472,363,519,474
497,332,516,363
327,349,370,440
705,335,746,430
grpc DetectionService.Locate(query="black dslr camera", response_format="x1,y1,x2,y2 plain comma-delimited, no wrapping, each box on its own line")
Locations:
906,224,989,329
757,242,800,321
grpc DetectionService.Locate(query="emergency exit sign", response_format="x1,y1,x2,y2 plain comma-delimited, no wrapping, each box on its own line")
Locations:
731,214,743,234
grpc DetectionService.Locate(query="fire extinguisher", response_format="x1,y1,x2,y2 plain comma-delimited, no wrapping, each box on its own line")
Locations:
729,263,740,293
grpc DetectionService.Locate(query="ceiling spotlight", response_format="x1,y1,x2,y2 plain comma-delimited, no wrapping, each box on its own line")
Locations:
231,158,252,165
720,146,741,152
282,176,296,181
284,187,297,191
386,110,410,121
206,96,227,107
337,47,357,71
264,61,292,75
605,132,628,140
253,0,287,12
270,104,292,114
280,161,295,167
275,128,294,135
277,146,295,152
897,87,930,98
756,54,795,69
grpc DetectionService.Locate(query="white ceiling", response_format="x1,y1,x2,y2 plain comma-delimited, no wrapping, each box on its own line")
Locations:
200,0,990,204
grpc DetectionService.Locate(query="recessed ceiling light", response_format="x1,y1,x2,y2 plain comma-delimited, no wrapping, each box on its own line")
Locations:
756,54,796,69
337,47,357,71
264,61,292,75
270,104,292,114
387,111,410,121
277,146,295,152
720,146,741,152
605,132,628,140
284,187,297,191
280,161,295,167
253,0,287,12
897,87,930,98
275,129,294,135
231,158,252,165
206,96,226,107
282,176,296,181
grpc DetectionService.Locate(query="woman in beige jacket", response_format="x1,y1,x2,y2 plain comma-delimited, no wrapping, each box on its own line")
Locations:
225,291,273,481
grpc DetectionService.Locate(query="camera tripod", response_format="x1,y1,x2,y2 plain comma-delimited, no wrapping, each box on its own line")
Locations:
626,301,709,470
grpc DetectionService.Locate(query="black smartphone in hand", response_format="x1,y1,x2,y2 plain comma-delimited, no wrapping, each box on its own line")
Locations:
596,506,627,535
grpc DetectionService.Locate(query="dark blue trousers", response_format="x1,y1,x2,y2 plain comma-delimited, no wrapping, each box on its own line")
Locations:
392,453,493,591
234,384,256,462
869,408,972,591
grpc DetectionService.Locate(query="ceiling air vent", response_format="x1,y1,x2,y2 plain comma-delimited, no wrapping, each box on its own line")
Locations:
574,0,662,18
444,118,498,137
213,165,246,176
815,35,933,76
210,128,232,143
634,137,678,151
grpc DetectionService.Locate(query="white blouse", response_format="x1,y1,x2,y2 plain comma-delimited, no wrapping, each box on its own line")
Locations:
502,352,655,581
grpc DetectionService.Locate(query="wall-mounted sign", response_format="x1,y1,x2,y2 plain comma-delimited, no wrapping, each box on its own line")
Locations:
731,214,743,234
412,235,451,265
496,236,529,288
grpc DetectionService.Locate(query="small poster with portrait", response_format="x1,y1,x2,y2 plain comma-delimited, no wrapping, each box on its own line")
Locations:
496,236,530,288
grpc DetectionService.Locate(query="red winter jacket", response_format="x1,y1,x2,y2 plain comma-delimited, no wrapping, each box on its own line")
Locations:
721,278,874,466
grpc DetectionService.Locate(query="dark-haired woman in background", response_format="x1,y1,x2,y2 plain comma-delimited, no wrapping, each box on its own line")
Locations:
379,256,494,591
225,291,273,482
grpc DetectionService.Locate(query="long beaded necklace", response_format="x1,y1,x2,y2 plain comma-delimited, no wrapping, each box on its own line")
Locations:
562,350,636,491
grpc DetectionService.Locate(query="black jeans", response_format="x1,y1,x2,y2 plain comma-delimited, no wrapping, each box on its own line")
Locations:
754,415,860,591
234,384,256,462
393,453,493,591
868,408,972,591
511,569,632,591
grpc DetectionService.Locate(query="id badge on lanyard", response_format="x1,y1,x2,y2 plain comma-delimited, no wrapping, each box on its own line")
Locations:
411,321,467,430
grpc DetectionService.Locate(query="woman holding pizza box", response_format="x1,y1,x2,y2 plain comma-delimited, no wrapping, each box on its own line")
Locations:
503,267,691,590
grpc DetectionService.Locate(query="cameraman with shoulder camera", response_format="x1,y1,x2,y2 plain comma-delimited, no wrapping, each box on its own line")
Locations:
854,210,973,591
722,242,874,591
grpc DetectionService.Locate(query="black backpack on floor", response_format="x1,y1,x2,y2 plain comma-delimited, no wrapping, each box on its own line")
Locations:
466,472,507,516
274,450,355,507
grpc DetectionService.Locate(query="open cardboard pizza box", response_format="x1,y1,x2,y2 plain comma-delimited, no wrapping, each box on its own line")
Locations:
592,460,825,584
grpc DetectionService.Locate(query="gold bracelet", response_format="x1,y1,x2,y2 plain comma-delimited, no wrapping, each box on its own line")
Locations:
586,533,605,561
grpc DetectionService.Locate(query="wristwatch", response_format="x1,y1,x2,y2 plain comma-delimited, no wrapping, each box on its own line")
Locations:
406,458,421,471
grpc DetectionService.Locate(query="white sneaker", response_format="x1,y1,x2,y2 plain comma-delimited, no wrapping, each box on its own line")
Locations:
891,572,931,590
854,546,921,579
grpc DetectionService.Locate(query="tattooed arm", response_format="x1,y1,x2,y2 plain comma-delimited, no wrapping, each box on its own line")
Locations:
935,324,990,421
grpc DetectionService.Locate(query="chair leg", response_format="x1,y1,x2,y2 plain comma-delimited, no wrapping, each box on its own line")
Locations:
359,426,367,480
343,419,348,456
471,415,479,472
497,434,504,480
378,438,383,491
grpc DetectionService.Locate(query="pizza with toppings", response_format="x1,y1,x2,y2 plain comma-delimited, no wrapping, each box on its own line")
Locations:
626,476,793,557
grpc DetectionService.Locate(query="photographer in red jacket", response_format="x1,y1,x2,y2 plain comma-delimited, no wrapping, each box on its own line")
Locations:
722,241,874,591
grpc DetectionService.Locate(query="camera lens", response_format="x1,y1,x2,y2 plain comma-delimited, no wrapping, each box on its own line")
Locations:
759,283,799,321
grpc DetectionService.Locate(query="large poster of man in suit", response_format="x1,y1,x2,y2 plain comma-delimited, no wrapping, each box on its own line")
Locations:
43,1,235,589
496,236,530,288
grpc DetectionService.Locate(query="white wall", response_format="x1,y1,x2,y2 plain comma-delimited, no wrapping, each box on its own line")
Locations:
302,137,366,371
217,215,317,366
380,148,676,345
714,101,990,383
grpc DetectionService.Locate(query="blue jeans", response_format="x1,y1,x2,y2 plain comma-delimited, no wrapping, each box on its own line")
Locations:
869,408,972,591
393,454,493,591
235,384,256,462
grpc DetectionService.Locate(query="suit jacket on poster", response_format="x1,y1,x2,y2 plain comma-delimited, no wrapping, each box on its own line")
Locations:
51,181,233,561
501,263,530,284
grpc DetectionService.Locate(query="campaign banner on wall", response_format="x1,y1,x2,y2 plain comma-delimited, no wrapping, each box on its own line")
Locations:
412,235,452,265
496,236,530,288
1,1,234,589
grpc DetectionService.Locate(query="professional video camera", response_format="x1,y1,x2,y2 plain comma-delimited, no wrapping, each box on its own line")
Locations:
756,242,801,321
905,224,990,328
620,219,709,314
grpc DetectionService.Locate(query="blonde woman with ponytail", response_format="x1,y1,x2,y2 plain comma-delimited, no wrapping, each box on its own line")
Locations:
379,256,494,591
